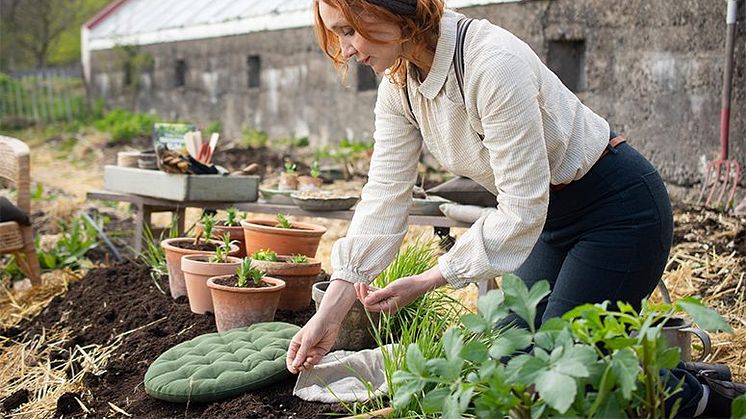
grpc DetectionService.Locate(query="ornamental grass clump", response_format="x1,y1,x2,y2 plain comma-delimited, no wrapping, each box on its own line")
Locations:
235,258,266,288
390,274,736,419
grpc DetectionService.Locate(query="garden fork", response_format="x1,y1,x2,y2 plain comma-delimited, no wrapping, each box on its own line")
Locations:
699,0,741,211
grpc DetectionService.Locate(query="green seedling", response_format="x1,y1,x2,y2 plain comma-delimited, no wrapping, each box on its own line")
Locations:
251,249,278,262
287,254,308,264
209,233,235,263
195,213,215,244
224,207,242,227
310,161,321,178
235,258,265,287
275,213,293,229
284,162,297,174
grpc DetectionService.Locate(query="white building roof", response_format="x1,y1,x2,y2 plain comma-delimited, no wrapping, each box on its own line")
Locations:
84,0,520,51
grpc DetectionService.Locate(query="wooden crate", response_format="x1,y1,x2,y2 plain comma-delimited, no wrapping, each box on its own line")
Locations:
104,166,259,202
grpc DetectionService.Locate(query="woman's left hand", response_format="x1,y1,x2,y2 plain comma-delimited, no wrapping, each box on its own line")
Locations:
354,266,447,314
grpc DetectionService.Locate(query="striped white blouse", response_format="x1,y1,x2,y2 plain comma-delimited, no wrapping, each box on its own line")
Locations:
330,10,611,288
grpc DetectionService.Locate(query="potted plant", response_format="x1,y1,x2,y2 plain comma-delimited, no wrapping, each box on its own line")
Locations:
278,161,298,191
181,234,242,314
206,258,286,332
161,214,238,299
298,161,323,191
250,250,322,311
241,213,326,257
197,208,247,257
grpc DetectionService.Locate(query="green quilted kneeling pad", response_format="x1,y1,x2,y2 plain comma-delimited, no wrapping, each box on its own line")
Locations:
144,322,300,403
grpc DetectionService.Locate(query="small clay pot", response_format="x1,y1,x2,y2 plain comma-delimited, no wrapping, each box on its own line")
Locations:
181,254,242,314
241,218,326,258
251,256,322,311
160,238,238,299
311,281,378,351
278,172,298,191
207,275,286,332
297,176,323,191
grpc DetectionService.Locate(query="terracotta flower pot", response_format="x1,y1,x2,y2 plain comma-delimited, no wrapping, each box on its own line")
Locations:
311,281,378,351
206,275,286,332
181,254,242,314
241,218,326,258
160,238,238,299
297,176,323,191
196,222,247,257
278,172,298,191
251,256,322,311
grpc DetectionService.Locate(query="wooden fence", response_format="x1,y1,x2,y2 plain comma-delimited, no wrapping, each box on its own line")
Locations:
0,66,87,125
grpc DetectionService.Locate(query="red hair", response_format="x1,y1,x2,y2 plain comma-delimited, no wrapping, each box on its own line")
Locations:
313,0,444,86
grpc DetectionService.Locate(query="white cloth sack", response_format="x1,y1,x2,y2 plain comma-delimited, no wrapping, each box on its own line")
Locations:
439,203,491,224
293,344,394,403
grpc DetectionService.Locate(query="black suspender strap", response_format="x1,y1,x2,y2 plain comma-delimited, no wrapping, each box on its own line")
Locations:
454,17,474,103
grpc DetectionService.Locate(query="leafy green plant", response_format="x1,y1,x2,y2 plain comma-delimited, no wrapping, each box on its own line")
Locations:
94,108,157,145
205,120,222,136
275,213,293,229
209,234,235,263
310,161,321,178
391,274,733,419
36,215,101,271
241,128,268,148
235,258,265,287
284,162,297,174
287,254,308,263
224,207,242,227
196,214,215,244
251,249,278,262
137,214,180,294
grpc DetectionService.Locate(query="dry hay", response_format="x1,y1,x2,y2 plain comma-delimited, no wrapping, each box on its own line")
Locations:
0,269,81,329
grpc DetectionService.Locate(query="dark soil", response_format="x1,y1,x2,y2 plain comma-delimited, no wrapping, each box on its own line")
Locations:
6,260,344,418
215,146,302,178
213,275,272,288
170,241,217,251
1,388,29,413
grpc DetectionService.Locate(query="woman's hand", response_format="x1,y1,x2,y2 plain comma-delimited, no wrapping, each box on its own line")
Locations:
354,266,447,314
286,312,340,374
286,279,358,374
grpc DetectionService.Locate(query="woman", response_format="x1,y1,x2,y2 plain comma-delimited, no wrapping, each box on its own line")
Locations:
287,1,741,416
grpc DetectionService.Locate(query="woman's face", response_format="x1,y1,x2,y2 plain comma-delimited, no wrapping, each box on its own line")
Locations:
318,1,403,74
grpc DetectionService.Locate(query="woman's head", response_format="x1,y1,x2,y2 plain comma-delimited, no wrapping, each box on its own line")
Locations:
314,0,444,85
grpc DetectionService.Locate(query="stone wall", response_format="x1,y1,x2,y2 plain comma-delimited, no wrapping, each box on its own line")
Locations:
88,0,744,185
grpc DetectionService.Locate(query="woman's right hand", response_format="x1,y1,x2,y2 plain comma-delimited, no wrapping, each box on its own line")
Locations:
286,312,341,374
286,279,358,374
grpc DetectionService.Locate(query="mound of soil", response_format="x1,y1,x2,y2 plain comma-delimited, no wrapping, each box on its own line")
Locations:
7,261,345,418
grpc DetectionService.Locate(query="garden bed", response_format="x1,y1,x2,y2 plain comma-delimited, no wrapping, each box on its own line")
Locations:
1,261,346,418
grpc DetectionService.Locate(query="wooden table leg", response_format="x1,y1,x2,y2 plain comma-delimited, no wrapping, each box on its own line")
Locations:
175,206,186,236
133,203,154,253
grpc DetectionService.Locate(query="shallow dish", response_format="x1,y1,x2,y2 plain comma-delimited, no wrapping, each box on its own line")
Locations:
290,191,360,212
259,187,295,205
410,196,451,216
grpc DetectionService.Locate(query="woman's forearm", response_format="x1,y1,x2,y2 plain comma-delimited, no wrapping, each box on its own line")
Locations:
317,279,358,324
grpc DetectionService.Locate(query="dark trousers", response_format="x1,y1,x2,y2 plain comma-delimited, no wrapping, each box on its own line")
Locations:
505,141,702,417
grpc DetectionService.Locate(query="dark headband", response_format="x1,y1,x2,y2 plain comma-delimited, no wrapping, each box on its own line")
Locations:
365,0,417,15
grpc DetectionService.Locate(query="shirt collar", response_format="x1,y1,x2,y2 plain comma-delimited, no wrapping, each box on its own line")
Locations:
416,10,462,100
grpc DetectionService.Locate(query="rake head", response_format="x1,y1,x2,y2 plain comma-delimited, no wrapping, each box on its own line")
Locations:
698,159,741,211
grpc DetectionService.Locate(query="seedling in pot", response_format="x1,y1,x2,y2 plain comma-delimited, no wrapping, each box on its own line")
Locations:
209,234,236,263
275,213,293,229
251,249,278,262
224,207,242,227
194,214,215,244
235,258,265,287
284,162,297,174
310,161,321,179
287,254,308,264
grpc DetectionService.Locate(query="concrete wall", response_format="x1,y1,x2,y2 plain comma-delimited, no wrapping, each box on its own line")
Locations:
88,0,744,185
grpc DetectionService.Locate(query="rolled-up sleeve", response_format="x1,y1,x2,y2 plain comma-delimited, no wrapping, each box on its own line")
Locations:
331,81,423,283
438,50,550,288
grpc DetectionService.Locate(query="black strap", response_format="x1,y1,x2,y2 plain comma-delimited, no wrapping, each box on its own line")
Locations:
405,17,474,125
454,18,474,103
